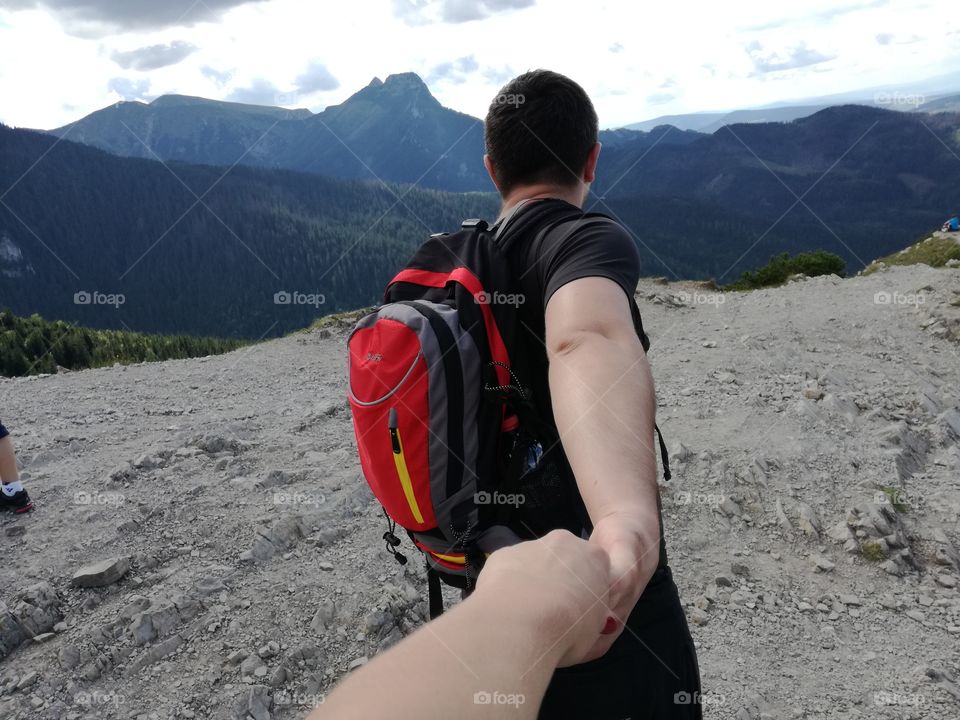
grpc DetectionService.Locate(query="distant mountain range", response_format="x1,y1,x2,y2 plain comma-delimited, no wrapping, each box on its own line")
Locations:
47,73,706,192
624,104,832,133
625,94,960,133
3,73,959,337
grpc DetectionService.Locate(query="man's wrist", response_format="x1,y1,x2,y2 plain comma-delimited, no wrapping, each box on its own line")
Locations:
593,509,661,583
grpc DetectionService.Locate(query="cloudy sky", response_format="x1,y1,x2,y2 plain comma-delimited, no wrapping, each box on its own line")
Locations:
1,0,958,130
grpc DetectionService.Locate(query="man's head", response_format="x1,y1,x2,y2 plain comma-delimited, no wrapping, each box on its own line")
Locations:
483,70,600,203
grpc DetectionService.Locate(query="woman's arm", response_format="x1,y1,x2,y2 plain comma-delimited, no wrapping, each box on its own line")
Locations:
308,530,610,720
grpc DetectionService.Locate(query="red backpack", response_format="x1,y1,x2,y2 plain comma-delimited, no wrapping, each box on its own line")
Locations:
347,202,672,617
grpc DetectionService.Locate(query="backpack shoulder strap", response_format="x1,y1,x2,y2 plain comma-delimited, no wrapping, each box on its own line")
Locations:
491,199,584,254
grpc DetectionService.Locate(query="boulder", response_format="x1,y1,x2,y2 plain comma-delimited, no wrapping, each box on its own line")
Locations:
71,557,131,588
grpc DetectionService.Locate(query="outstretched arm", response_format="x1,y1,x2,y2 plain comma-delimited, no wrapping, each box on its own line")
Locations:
545,275,661,660
308,530,610,720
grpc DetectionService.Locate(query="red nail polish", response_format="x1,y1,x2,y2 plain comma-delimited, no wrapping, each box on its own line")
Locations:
601,616,618,634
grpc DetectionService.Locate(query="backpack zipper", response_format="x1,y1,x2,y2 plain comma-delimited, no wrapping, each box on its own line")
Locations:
388,407,424,524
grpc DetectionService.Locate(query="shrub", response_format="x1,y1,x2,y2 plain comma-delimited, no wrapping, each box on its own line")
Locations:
726,250,846,290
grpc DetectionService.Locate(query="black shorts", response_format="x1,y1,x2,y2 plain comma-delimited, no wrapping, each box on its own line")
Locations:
539,565,703,720
0,420,8,439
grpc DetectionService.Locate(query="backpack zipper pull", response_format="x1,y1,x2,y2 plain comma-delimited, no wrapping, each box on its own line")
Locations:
388,407,402,454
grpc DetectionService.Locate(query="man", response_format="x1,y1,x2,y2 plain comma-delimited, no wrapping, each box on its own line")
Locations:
483,70,702,718
0,419,33,512
310,530,611,719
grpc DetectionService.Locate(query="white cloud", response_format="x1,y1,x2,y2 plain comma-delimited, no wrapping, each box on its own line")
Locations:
226,77,283,105
746,41,835,74
112,41,197,71
106,76,151,100
426,55,479,85
0,0,957,130
392,0,534,26
3,0,272,36
294,60,339,95
201,65,233,86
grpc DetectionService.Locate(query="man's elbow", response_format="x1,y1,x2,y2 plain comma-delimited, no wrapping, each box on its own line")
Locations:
548,329,598,359
548,327,643,363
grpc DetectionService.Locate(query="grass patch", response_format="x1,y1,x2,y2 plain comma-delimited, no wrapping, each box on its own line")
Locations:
863,234,960,274
860,540,888,562
293,307,376,335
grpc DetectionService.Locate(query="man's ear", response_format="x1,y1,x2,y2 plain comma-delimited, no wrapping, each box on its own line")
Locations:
483,155,501,192
583,142,601,183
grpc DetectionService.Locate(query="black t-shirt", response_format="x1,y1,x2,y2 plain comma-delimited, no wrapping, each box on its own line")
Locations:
500,199,668,569
507,200,649,416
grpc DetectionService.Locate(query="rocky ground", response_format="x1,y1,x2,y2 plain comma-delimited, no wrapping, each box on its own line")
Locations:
0,263,959,719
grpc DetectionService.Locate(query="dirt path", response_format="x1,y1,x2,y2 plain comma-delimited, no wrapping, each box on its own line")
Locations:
1,264,958,719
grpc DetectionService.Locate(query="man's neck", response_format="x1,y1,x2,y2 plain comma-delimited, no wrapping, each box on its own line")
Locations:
498,184,583,222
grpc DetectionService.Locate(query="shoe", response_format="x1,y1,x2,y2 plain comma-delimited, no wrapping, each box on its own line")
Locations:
0,487,33,513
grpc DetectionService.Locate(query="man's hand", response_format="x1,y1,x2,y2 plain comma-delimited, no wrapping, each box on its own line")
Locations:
580,510,660,661
477,529,612,667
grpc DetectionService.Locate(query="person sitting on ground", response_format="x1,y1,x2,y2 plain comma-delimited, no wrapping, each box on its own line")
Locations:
0,419,33,513
308,530,611,720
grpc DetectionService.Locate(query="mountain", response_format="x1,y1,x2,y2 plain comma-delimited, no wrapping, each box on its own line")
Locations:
598,124,704,148
623,104,830,133
49,73,493,191
595,105,960,277
269,73,487,191
0,124,498,338
918,94,960,114
50,94,311,168
49,74,707,192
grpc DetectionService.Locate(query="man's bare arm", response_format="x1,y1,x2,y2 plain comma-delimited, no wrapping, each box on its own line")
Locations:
545,276,661,659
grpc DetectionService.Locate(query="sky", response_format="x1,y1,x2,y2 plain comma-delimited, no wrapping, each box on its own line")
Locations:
0,0,958,130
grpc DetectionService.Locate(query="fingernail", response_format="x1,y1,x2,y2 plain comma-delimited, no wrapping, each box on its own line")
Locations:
601,616,618,634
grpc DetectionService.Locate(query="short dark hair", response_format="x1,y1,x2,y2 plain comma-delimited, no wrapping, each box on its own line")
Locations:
484,70,599,196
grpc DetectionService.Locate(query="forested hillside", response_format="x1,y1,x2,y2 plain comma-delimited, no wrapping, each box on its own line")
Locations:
0,310,244,377
0,124,497,338
7,99,960,337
